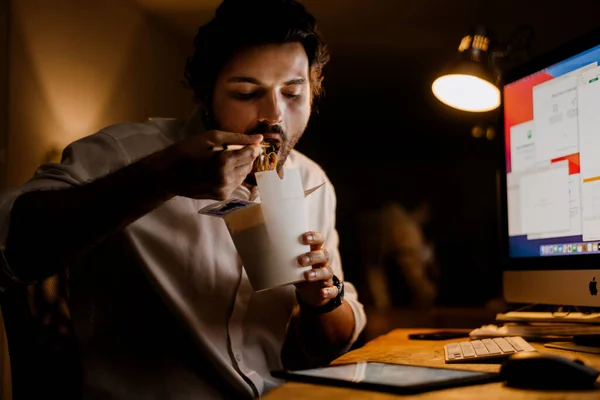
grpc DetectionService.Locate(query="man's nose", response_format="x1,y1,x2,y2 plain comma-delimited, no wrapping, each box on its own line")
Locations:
258,92,284,125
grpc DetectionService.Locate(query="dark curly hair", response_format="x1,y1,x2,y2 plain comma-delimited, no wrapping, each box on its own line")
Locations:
183,0,330,107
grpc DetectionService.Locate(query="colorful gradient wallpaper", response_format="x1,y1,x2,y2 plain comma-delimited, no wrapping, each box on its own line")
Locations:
504,44,600,257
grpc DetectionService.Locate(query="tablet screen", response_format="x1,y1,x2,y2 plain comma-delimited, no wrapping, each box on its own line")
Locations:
274,361,497,392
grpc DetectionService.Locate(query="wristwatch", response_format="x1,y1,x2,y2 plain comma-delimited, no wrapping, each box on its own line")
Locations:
296,275,344,314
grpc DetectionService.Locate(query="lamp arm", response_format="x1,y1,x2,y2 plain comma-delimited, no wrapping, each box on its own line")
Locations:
489,26,535,71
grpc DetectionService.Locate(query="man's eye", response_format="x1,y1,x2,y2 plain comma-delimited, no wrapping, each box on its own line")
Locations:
235,92,257,100
283,93,301,100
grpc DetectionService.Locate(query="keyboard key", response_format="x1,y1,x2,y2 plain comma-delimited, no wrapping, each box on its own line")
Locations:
444,336,536,363
508,336,536,352
482,339,502,354
505,337,523,351
493,338,516,353
447,344,460,352
447,344,461,355
460,342,476,357
471,341,490,355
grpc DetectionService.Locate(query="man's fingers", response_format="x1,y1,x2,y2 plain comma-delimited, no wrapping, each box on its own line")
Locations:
298,248,329,267
302,231,324,251
304,265,333,282
294,232,337,307
294,283,337,305
320,285,339,300
224,144,262,167
212,131,263,146
233,161,255,177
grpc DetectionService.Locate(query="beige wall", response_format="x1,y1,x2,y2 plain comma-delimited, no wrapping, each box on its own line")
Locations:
0,1,7,193
0,1,8,397
3,0,194,398
8,0,194,188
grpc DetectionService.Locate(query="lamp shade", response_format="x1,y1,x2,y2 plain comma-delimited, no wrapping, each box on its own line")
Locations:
432,27,501,112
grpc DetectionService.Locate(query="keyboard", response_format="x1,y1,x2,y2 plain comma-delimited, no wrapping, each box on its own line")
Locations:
444,336,536,363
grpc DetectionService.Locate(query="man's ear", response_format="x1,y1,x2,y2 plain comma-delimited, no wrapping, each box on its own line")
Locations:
309,91,321,115
197,100,216,130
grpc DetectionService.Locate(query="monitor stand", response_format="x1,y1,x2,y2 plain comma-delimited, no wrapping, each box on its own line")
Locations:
496,306,600,324
545,335,600,354
497,311,600,324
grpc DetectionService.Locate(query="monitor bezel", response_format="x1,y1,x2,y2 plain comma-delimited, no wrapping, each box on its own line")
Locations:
499,27,600,271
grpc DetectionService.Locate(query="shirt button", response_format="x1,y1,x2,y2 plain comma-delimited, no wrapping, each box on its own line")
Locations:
235,353,242,362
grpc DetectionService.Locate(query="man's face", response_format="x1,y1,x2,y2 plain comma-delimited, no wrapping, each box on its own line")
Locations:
211,42,312,176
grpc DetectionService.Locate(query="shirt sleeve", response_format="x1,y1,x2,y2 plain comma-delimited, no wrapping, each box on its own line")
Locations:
0,131,129,289
321,180,367,352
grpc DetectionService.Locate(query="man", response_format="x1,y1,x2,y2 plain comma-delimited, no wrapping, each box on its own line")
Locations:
0,0,366,399
378,201,438,308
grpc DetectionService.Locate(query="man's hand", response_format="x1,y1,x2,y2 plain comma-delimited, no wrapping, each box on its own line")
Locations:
164,130,263,200
294,231,338,307
283,231,357,371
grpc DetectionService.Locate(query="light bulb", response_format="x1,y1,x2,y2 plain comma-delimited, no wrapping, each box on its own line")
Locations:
432,74,500,112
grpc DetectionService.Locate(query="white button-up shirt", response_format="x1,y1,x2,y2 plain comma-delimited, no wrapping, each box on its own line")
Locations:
0,118,366,399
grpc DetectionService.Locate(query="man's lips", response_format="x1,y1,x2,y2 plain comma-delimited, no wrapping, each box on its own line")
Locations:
260,135,282,157
261,134,282,146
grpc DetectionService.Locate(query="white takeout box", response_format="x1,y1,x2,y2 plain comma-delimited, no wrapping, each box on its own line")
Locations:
198,168,324,292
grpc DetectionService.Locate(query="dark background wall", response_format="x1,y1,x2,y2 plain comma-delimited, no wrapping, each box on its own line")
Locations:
282,0,600,305
295,62,503,306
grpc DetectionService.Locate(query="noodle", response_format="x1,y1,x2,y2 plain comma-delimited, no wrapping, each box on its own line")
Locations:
254,141,279,172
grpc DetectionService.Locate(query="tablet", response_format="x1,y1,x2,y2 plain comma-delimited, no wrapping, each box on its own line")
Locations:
271,362,501,394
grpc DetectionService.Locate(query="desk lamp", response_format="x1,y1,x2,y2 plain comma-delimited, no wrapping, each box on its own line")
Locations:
432,25,534,113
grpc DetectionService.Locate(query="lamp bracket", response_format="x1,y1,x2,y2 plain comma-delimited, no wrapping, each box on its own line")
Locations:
489,25,535,71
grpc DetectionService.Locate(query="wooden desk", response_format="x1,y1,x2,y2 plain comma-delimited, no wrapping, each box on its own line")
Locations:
264,328,600,399
363,307,498,341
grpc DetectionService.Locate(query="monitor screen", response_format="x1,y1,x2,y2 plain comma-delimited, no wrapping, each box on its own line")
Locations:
504,43,600,258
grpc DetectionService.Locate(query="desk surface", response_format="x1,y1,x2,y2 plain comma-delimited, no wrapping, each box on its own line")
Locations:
264,328,600,399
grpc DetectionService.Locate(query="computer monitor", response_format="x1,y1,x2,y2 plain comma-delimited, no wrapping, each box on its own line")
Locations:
501,28,600,307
